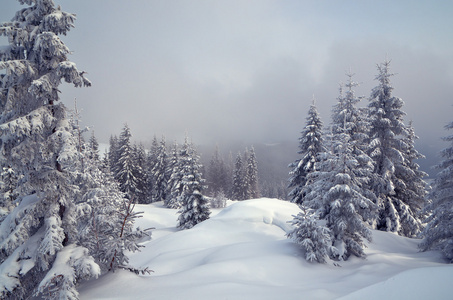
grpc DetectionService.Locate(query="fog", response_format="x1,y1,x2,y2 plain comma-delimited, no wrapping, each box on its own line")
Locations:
1,0,452,173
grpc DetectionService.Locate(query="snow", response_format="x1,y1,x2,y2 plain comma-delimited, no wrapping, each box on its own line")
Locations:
78,198,452,300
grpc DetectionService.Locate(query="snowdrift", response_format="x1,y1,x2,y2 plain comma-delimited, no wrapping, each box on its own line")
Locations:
79,198,453,300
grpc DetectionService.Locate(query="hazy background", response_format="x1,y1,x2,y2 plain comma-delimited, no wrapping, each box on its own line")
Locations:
1,0,453,176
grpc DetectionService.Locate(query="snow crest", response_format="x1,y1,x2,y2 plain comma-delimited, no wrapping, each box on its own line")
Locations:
79,198,452,300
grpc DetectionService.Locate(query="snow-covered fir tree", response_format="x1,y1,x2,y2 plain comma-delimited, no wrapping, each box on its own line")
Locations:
298,127,376,261
324,131,375,260
114,124,138,200
231,152,247,200
165,141,182,208
207,145,229,197
87,131,100,162
108,135,119,175
367,60,426,235
245,146,259,199
132,143,148,204
71,123,149,275
177,138,210,229
290,78,377,262
420,120,453,262
151,136,169,203
146,135,160,202
394,121,428,237
331,73,376,218
210,189,227,209
0,2,97,298
0,166,18,221
287,207,333,263
288,100,325,205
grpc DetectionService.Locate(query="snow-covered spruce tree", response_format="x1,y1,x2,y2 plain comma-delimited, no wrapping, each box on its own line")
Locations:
287,207,333,263
146,135,160,202
300,129,375,260
107,134,119,175
177,138,210,230
114,124,138,200
231,152,246,200
245,146,259,199
0,2,99,298
151,136,169,203
132,143,148,204
165,141,182,208
394,121,428,237
0,165,19,221
70,120,149,275
207,145,229,197
210,189,227,209
367,60,426,235
242,148,251,198
331,73,376,218
420,120,453,262
87,131,99,162
288,100,325,205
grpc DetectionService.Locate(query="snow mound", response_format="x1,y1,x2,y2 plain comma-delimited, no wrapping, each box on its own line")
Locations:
79,198,453,300
338,266,453,300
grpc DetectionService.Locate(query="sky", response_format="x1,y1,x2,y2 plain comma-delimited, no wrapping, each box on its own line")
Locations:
1,1,453,155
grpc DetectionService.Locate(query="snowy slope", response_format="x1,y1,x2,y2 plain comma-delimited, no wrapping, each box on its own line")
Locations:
78,198,453,300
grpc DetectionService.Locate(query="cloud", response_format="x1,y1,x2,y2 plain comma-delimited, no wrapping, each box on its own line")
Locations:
2,0,453,159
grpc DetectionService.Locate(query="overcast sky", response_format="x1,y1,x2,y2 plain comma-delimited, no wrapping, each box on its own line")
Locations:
1,1,453,155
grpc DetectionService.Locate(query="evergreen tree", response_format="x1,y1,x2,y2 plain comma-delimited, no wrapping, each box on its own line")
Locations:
231,152,246,200
165,141,181,208
146,135,160,202
367,60,425,235
210,190,227,209
292,77,376,262
71,124,149,272
394,121,428,237
152,136,169,203
177,139,210,229
300,129,375,261
115,124,138,200
0,166,18,221
287,207,333,263
132,143,148,204
87,131,100,162
420,120,453,262
288,100,325,205
0,2,96,298
242,148,251,198
245,146,259,199
207,145,229,197
225,151,235,198
331,73,376,219
108,135,119,176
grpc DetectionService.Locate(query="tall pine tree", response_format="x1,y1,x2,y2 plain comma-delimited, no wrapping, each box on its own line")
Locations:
420,120,453,262
132,143,148,204
165,141,181,208
115,124,138,200
367,60,425,235
245,146,259,199
231,152,246,200
0,1,96,298
177,138,210,229
288,100,325,205
207,145,229,197
71,120,149,275
152,136,169,203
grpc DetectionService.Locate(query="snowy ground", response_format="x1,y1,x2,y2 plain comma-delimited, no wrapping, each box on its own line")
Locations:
78,198,453,300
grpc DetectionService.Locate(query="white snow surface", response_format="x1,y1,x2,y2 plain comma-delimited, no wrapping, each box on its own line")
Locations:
78,198,452,300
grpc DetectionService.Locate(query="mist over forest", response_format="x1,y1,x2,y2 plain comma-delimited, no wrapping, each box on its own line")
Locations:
1,1,452,299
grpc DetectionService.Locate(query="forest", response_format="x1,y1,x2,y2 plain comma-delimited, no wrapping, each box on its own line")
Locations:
0,1,452,299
